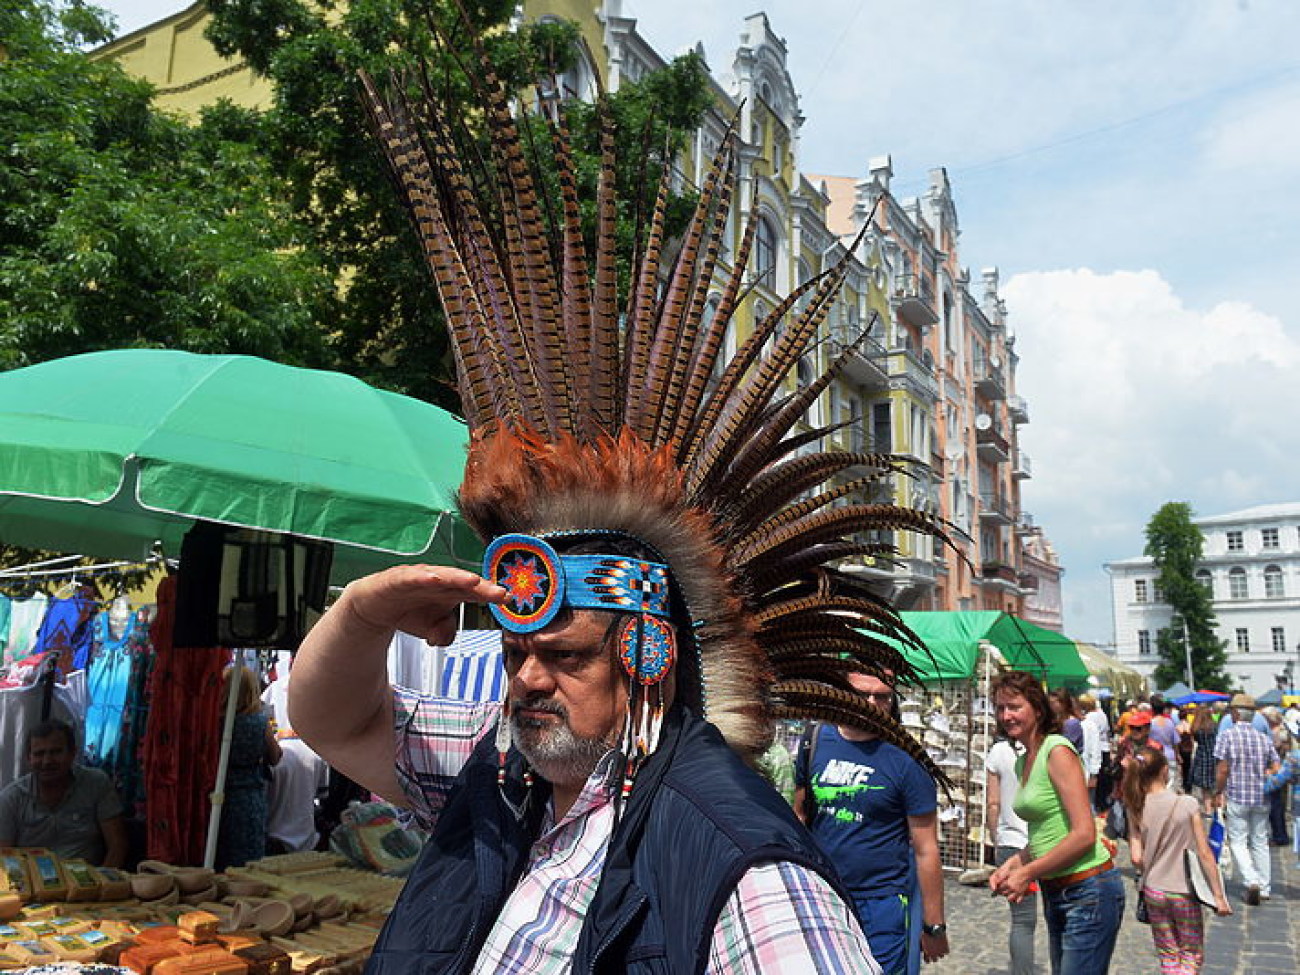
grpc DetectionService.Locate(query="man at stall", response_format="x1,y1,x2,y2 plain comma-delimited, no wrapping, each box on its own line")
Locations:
0,718,127,866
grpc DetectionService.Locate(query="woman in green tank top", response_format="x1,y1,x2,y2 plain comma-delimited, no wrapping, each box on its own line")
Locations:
988,672,1125,974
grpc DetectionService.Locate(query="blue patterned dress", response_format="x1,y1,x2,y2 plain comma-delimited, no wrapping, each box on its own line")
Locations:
216,711,270,869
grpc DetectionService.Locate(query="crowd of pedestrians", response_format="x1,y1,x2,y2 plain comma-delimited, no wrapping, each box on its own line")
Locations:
974,687,1297,974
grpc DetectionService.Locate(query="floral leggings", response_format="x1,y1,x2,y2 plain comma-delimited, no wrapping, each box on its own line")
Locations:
1142,887,1205,974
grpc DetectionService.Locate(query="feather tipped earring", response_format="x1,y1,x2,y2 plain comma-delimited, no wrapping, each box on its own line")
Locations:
615,614,674,803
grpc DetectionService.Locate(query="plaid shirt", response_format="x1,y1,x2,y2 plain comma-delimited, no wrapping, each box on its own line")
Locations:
392,688,881,975
1213,721,1274,806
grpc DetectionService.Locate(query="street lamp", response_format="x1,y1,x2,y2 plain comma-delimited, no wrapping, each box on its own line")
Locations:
1175,614,1193,688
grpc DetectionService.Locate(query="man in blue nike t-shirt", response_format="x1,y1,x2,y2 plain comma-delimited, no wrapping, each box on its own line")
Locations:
795,671,948,974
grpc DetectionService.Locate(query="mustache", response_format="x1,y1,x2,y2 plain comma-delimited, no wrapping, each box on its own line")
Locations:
511,697,567,718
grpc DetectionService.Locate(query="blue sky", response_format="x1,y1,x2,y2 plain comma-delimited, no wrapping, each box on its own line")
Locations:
98,1,1300,646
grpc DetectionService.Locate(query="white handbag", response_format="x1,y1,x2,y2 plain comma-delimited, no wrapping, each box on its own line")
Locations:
1184,848,1223,908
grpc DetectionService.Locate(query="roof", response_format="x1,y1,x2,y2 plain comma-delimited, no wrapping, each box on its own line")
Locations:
1196,502,1300,525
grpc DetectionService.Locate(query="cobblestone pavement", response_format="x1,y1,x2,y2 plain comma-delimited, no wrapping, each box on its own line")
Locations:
926,845,1299,974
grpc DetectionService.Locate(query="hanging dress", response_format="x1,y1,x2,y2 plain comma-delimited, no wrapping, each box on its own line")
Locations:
216,710,272,869
141,575,229,865
115,610,157,819
5,593,48,666
31,591,96,677
84,610,137,769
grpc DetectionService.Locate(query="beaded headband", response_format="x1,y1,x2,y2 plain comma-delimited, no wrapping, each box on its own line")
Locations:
483,533,677,686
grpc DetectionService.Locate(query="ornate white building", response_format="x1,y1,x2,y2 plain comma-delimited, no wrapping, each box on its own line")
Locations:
1107,502,1300,694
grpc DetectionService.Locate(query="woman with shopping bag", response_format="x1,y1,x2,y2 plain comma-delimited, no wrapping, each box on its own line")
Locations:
1123,746,1231,974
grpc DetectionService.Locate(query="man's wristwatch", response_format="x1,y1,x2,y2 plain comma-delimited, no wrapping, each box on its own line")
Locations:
922,923,947,937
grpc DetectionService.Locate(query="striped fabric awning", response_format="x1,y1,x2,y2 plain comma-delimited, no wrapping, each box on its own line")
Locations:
438,630,504,702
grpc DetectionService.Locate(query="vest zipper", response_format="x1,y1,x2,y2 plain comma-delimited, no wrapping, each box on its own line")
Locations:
450,920,479,975
587,894,646,974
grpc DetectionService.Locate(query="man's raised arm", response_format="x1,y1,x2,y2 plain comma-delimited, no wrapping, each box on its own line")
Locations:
288,565,504,802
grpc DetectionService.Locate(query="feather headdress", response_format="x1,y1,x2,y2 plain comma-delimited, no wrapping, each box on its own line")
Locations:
360,52,952,787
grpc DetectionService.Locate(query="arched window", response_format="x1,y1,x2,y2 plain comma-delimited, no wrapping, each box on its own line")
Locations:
1195,569,1213,595
754,217,777,283
1264,564,1285,598
1229,566,1248,599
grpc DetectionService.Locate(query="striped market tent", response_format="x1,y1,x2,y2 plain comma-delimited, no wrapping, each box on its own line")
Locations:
437,630,504,702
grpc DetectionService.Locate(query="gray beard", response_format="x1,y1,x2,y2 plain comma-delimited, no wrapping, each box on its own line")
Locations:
509,705,618,786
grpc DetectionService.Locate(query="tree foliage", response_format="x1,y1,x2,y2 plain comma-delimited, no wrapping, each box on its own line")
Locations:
203,0,710,408
0,0,335,372
1,0,711,410
1143,501,1231,691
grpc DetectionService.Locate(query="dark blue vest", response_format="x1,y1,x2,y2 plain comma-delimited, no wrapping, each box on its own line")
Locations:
365,706,849,974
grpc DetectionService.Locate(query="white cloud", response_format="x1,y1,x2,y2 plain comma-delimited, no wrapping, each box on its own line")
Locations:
1005,268,1300,639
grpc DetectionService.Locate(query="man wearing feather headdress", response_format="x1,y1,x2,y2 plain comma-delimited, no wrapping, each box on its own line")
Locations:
290,34,954,975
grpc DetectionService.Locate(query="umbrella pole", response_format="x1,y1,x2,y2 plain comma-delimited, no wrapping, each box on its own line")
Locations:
205,649,245,869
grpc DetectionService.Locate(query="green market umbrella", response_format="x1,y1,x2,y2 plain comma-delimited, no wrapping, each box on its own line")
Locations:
0,350,481,582
875,611,1091,689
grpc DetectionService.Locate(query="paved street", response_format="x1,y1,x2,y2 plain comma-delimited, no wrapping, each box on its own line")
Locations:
928,846,1299,974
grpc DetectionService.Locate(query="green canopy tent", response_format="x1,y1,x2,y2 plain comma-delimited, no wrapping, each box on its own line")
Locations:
892,611,1090,690
0,350,482,584
1072,641,1148,700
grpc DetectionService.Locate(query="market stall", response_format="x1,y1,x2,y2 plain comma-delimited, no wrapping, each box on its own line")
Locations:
0,350,480,871
887,611,1092,870
0,849,399,972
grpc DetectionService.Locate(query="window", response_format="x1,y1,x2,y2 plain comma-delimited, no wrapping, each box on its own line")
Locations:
754,217,777,283
1229,566,1248,599
1226,530,1243,552
1272,627,1286,654
1262,527,1279,549
1264,565,1284,598
1235,628,1250,653
1153,582,1165,603
1195,569,1213,595
1137,630,1152,656
1134,579,1148,603
872,402,892,453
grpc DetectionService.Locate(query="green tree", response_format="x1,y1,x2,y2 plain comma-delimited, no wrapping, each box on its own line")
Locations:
0,0,336,371
1143,501,1231,691
203,0,710,409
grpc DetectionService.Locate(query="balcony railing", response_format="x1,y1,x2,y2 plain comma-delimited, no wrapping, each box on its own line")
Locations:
975,417,1010,461
827,324,889,387
1012,449,1032,480
1008,394,1030,424
893,273,938,327
885,346,939,398
979,492,1016,523
981,562,1019,585
971,355,1006,400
